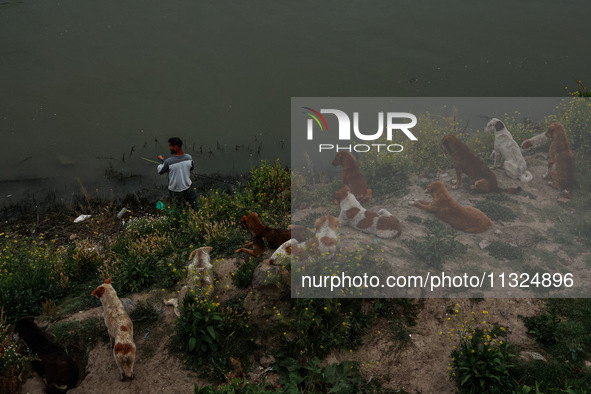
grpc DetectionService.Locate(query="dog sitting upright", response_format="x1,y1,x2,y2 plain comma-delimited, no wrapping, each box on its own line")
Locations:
234,212,311,257
91,278,136,381
543,122,575,199
333,186,401,239
485,118,533,182
441,134,521,194
410,181,493,233
14,317,79,393
332,151,372,203
165,246,213,317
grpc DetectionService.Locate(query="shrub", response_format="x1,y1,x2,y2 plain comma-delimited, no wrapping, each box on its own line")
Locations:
0,308,34,393
446,307,516,393
232,257,262,289
523,309,561,346
0,235,66,321
286,299,372,359
174,294,256,381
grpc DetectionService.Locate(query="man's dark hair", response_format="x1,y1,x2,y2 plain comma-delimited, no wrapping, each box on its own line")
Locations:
168,137,183,147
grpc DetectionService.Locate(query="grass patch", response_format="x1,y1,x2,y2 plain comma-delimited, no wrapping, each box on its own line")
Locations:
486,241,524,262
473,195,517,222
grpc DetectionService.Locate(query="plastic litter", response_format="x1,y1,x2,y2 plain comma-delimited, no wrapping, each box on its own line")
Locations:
116,208,127,219
73,214,91,223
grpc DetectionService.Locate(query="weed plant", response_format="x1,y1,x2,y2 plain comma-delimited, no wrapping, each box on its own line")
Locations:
473,196,517,222
174,293,256,381
232,256,262,289
0,308,34,393
286,298,373,359
407,220,466,268
445,306,516,393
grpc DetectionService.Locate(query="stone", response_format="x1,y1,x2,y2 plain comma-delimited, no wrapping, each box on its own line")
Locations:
120,298,137,315
260,355,276,368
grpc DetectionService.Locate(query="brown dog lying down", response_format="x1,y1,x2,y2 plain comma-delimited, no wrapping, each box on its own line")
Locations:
234,212,312,257
91,278,136,381
410,181,493,233
543,122,575,199
441,134,521,194
332,151,372,202
14,317,79,392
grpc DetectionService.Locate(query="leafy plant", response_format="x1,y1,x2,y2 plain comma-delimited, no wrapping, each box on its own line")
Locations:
232,256,262,289
275,356,373,393
447,308,516,393
174,293,256,381
407,220,466,267
523,309,561,346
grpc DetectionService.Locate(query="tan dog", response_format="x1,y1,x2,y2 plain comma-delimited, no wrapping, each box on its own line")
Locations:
410,181,492,233
332,151,372,203
441,134,521,194
91,278,136,381
543,122,575,199
521,132,549,153
165,246,214,317
485,118,533,182
234,212,311,257
333,186,401,239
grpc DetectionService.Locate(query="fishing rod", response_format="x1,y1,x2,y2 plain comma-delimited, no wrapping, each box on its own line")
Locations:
141,157,239,185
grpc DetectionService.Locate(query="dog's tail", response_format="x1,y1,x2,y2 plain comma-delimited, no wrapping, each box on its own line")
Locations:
501,186,522,194
519,171,533,183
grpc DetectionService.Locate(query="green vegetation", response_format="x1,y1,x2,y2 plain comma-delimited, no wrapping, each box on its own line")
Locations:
2,96,591,391
407,220,466,267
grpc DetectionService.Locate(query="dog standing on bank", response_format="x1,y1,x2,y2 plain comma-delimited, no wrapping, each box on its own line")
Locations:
91,278,136,381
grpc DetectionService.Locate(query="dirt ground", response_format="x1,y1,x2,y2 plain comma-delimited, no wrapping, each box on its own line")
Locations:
18,154,589,394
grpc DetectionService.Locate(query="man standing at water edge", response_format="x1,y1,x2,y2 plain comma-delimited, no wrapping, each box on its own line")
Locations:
157,137,198,209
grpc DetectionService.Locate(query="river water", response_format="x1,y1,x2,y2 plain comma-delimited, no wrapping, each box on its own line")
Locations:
1,0,590,206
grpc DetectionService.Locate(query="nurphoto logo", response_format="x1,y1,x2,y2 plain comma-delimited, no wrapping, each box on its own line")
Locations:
302,107,418,153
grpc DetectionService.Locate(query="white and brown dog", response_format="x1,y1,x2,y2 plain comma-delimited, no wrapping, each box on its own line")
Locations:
165,246,213,317
271,215,341,264
333,187,401,239
91,278,136,381
521,132,549,153
485,118,533,182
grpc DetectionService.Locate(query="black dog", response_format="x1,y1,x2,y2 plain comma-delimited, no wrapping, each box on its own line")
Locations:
14,317,79,393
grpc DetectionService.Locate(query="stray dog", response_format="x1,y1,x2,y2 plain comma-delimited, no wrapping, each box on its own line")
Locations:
485,118,533,182
269,238,297,265
234,212,311,257
521,132,549,153
14,317,79,393
441,134,521,194
332,151,372,203
91,278,136,381
333,186,401,239
543,122,575,199
272,215,341,264
410,181,493,233
165,246,213,317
